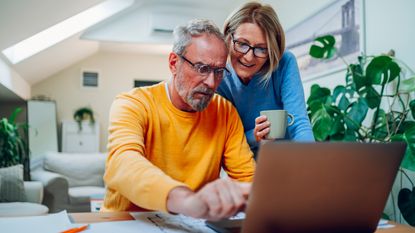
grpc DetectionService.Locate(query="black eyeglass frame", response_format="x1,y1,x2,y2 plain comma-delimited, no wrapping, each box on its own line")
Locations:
231,34,268,58
178,54,230,80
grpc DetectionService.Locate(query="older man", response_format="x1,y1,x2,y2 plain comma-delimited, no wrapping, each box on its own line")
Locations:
103,19,255,221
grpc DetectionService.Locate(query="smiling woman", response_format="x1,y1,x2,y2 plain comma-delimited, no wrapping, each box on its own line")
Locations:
217,1,315,157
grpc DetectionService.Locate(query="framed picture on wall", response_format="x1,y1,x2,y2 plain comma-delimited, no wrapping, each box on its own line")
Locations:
285,0,365,81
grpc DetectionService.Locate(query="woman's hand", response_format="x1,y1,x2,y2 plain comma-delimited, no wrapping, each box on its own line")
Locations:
254,115,271,142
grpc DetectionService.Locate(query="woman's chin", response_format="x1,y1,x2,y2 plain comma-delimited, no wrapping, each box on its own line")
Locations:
235,68,255,81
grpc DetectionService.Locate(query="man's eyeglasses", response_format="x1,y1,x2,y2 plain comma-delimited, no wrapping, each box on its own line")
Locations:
178,54,229,80
231,34,268,58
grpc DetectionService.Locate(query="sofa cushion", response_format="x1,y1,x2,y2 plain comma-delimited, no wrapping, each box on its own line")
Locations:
0,202,49,217
0,165,27,202
44,153,106,187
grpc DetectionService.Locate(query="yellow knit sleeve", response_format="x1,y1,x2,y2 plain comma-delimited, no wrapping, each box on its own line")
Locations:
104,92,186,212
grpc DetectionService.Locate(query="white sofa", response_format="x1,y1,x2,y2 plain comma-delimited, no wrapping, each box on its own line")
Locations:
31,152,106,213
0,181,49,217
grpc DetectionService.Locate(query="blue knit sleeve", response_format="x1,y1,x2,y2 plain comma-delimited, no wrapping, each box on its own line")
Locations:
279,51,315,141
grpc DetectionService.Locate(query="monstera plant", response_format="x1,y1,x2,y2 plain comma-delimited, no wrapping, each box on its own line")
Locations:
307,35,415,224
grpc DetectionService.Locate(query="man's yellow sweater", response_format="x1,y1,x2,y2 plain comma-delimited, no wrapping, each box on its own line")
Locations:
103,82,255,212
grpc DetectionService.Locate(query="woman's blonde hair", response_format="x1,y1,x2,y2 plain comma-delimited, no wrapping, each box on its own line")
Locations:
224,2,285,81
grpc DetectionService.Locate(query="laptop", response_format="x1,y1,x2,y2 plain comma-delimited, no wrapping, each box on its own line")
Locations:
206,142,406,233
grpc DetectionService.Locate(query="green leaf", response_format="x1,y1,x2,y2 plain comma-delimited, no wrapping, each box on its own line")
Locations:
400,126,415,171
329,114,345,137
332,86,346,101
350,64,366,92
307,84,332,112
343,129,358,141
8,108,22,125
309,35,336,59
372,109,388,140
311,106,333,141
381,213,390,220
364,86,381,109
338,95,350,111
410,100,415,119
345,98,368,131
399,77,415,93
366,55,401,85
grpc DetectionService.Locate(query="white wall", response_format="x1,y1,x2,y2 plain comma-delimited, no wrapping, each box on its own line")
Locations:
0,58,31,100
266,0,334,29
32,52,170,152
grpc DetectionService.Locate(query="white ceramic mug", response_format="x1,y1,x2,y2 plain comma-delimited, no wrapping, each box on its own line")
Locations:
260,110,295,139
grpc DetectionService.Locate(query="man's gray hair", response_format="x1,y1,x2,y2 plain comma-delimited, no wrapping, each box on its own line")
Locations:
172,19,225,55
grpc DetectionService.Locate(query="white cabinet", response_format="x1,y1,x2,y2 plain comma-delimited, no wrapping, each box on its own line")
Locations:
28,100,59,169
61,120,99,153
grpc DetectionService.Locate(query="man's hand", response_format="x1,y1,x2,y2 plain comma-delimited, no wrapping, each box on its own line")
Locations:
167,179,251,221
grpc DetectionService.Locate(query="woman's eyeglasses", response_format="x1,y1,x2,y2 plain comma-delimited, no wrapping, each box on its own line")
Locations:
231,34,268,58
178,54,229,80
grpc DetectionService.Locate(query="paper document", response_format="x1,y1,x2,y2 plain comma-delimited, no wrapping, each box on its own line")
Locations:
132,212,216,233
0,211,72,233
77,212,215,233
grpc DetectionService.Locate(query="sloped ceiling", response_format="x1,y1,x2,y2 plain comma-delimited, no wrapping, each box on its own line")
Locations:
0,0,331,87
0,0,247,86
0,0,105,50
0,0,106,85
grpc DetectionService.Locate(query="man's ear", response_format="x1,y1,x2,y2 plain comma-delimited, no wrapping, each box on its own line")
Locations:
169,52,179,76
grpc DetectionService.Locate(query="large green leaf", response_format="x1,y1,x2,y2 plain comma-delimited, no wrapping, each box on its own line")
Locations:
309,35,336,59
329,114,345,137
307,84,332,114
366,55,401,85
311,106,334,141
332,85,353,111
345,98,369,131
350,64,365,92
364,86,381,109
332,86,346,101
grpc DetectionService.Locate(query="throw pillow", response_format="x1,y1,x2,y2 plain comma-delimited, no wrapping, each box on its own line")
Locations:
0,164,27,202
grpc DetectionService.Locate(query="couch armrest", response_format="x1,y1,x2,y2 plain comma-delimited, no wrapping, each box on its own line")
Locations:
31,169,70,213
24,181,43,203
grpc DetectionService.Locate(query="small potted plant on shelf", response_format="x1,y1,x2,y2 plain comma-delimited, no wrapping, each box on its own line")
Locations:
0,108,30,180
307,35,415,224
73,107,95,131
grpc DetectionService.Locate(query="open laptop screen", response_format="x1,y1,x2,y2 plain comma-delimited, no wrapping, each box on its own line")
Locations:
207,142,406,233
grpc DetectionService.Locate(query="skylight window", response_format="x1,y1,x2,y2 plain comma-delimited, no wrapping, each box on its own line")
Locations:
2,0,134,64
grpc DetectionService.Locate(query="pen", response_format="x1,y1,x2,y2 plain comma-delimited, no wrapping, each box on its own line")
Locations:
61,224,89,233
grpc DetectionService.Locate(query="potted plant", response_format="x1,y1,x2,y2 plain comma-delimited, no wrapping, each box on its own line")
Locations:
0,108,30,180
307,35,415,224
73,107,95,131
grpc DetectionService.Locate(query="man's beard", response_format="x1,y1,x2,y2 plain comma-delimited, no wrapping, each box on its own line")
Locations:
175,74,214,112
